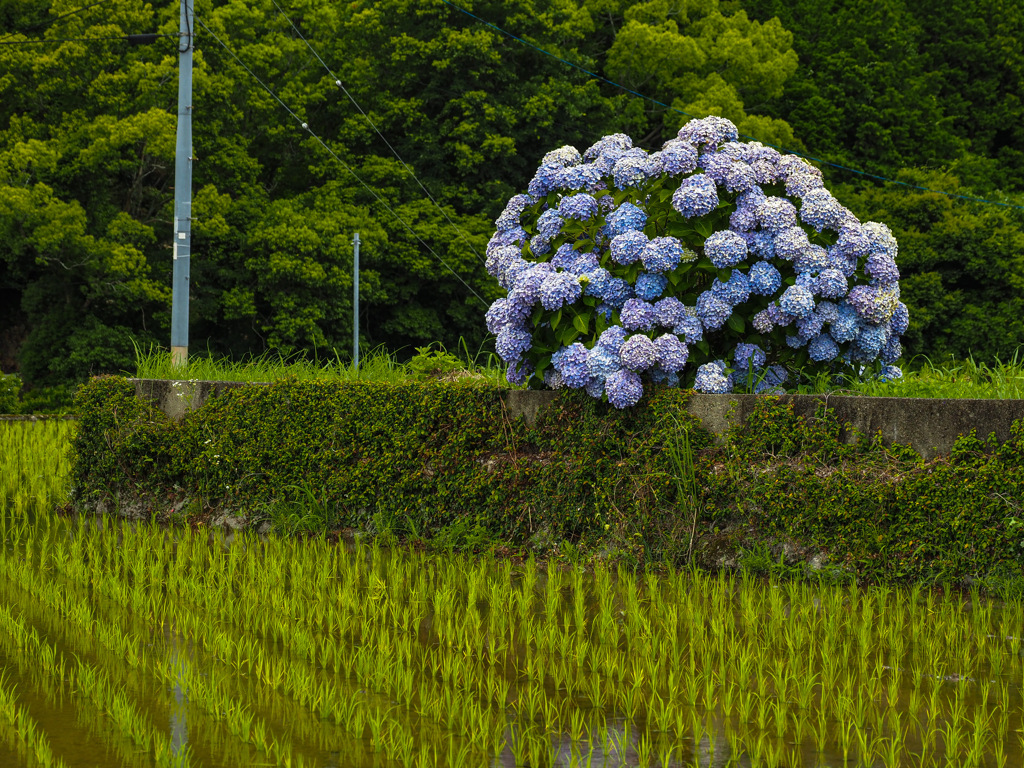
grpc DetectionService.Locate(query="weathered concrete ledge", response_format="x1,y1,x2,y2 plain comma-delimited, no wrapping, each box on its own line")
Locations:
131,379,1023,460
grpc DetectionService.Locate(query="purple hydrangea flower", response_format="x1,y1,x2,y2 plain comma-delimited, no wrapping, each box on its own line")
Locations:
598,325,628,355
529,234,551,256
672,315,704,344
796,244,829,275
704,230,748,269
587,346,621,379
654,334,689,373
487,227,528,256
606,369,643,408
816,269,848,299
605,202,647,236
752,309,773,333
496,194,535,230
506,359,533,385
660,139,698,175
796,311,825,340
847,284,899,324
620,334,658,372
756,197,798,233
558,164,603,191
785,170,825,198
779,285,815,318
602,277,633,308
696,291,732,330
863,222,898,259
865,253,899,285
774,227,811,261
677,116,738,152
621,298,657,331
486,244,522,281
542,145,582,167
583,133,632,161
734,343,766,370
641,237,684,273
558,193,599,221
654,297,687,328
891,302,910,335
748,261,782,296
816,301,840,324
799,188,850,232
496,326,532,362
543,369,566,389
635,273,668,301
672,174,718,218
536,208,564,238
539,272,582,310
724,162,757,193
712,269,751,306
612,155,650,189
694,361,730,394
610,230,648,265
485,299,512,334
553,342,591,388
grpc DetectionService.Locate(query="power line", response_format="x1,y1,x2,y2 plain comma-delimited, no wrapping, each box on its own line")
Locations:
195,17,491,309
439,0,1024,212
268,0,487,266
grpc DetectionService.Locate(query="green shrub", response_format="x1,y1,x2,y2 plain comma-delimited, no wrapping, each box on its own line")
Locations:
0,374,21,414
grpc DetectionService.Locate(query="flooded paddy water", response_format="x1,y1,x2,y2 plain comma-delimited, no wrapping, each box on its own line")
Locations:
1,419,1023,768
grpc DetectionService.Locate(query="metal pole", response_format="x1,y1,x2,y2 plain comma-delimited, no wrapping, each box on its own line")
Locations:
170,0,194,367
353,232,360,369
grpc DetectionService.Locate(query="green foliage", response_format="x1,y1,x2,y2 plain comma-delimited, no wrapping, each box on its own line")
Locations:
0,374,21,414
71,377,1024,584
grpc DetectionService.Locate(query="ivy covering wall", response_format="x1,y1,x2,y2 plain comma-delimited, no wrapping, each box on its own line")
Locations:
71,376,1024,584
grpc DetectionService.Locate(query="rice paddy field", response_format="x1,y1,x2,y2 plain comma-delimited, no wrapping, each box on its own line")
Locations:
2,419,1024,768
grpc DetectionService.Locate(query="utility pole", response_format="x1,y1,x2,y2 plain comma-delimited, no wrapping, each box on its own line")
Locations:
171,0,194,367
353,232,360,369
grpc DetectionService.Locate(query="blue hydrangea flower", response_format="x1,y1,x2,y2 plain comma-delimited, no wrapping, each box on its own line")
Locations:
605,202,647,236
558,193,599,221
583,266,612,298
528,163,563,197
784,170,825,198
724,162,757,193
704,230,748,269
786,333,806,348
847,284,899,324
748,261,782,295
620,334,658,372
796,245,829,275
863,221,898,260
779,285,815,318
672,315,704,344
696,291,732,330
635,273,668,301
529,234,551,256
832,222,872,262
766,302,795,328
585,377,604,398
799,188,850,232
774,227,811,261
880,335,902,363
829,303,860,343
553,342,591,388
641,237,684,273
487,227,528,255
610,230,648,264
536,209,564,238
891,302,910,335
496,326,532,362
694,361,730,394
816,269,848,299
757,197,798,233
807,333,839,363
612,155,650,189
506,359,533,385
602,277,633,308
816,301,840,324
485,299,511,334
879,365,903,382
672,174,718,218
744,143,782,184
734,343,766,370
621,298,657,331
539,272,582,310
654,334,689,373
509,263,552,301
543,369,566,389
660,139,698,175
583,133,632,161
712,269,751,306
558,164,603,191
855,323,888,358
587,346,621,379
654,297,687,328
495,194,535,230
752,309,773,333
542,145,582,167
677,116,738,152
598,325,628,355
744,231,776,260
865,253,899,285
796,312,825,340
485,244,522,281
606,369,643,408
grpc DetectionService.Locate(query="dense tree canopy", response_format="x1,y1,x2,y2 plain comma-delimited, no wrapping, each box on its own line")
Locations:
0,0,1021,384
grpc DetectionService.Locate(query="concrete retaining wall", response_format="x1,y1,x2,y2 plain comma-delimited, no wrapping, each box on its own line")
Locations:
131,379,1023,460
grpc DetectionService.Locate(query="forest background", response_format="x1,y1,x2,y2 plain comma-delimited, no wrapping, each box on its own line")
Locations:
1,0,1022,392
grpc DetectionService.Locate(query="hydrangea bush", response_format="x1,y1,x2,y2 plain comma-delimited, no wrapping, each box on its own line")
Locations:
485,116,908,408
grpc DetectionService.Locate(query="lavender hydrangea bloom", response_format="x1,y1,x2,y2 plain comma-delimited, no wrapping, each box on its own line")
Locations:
748,261,782,295
779,285,815,318
734,343,766,370
542,145,582,167
508,263,551,303
816,301,840,324
641,237,684,273
553,342,591,388
724,162,758,193
796,312,825,340
583,266,612,298
694,361,730,394
486,244,522,281
558,193,599,221
543,369,566,389
704,230,748,268
557,164,603,192
672,174,718,218
785,171,825,198
774,227,811,261
606,369,644,408
610,230,648,264
496,326,532,362
612,155,650,189
807,333,839,362
605,202,647,236
744,143,782,184
847,284,899,324
583,133,632,161
766,302,795,328
495,194,535,230
752,309,774,333
696,291,732,330
598,325,628,355
620,334,658,372
678,116,738,151
654,297,687,328
865,253,899,284
660,140,698,175
672,315,704,344
635,273,668,301
816,269,848,299
833,222,872,262
485,299,511,334
529,234,551,256
621,298,657,331
539,272,582,310
712,269,751,306
799,188,849,232
757,197,798,233
654,334,689,372
505,359,533,386
863,222,898,259
536,209,564,238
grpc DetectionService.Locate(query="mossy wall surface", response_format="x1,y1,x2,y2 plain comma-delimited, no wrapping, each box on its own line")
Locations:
71,376,1024,583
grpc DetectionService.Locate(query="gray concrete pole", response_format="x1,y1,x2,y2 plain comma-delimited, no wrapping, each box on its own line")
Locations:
353,232,360,369
171,0,194,367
